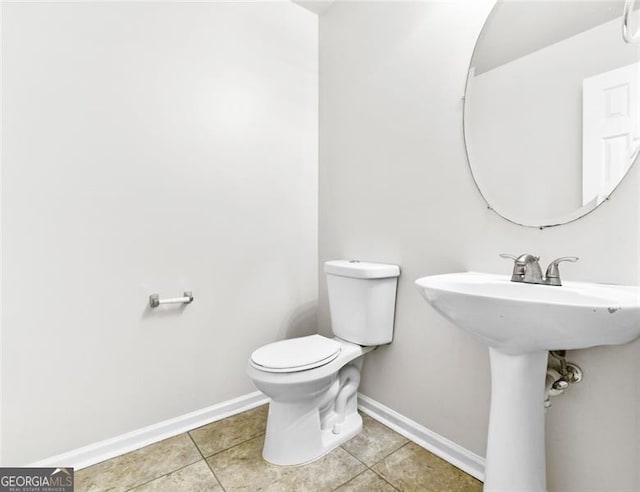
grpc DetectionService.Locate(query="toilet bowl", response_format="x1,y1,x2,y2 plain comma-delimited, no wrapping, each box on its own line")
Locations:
246,260,400,466
247,335,374,465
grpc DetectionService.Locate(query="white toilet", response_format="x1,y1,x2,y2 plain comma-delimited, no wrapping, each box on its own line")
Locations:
246,260,400,466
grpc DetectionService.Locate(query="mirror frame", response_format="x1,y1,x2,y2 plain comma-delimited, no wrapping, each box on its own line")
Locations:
463,0,639,229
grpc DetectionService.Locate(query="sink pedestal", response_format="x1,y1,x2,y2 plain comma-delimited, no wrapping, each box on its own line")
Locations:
416,272,640,492
485,349,548,492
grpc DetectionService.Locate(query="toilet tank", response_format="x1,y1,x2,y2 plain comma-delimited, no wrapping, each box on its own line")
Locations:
324,260,400,346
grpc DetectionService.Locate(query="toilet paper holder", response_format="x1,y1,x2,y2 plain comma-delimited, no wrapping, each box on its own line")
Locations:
149,291,194,308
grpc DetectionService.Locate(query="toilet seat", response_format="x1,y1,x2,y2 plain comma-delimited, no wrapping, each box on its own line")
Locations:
250,335,342,373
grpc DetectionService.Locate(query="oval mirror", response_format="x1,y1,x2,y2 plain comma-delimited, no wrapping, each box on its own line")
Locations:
464,0,640,227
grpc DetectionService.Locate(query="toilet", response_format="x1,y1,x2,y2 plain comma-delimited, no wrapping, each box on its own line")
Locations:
246,260,400,466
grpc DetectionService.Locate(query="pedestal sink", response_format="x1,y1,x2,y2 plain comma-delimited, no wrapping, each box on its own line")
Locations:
415,272,640,492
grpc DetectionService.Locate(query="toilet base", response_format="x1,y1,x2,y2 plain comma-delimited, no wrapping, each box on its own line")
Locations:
261,359,364,466
248,342,372,467
263,406,362,466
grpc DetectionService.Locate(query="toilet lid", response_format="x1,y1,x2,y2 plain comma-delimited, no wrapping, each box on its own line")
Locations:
251,335,342,373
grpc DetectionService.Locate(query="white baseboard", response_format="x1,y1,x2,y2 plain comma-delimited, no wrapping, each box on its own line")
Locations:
30,391,269,470
29,388,484,481
357,393,485,481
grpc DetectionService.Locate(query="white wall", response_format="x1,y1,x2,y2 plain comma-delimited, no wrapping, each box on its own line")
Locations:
319,2,640,491
2,1,318,465
0,1,4,467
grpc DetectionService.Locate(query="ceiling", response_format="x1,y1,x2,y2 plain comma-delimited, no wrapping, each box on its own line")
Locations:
291,0,336,15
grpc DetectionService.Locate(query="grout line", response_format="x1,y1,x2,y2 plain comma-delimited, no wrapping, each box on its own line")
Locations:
369,466,402,492
337,441,405,491
367,441,411,492
189,406,268,460
338,445,369,468
203,456,227,492
122,456,203,491
187,432,207,460
358,395,484,481
329,468,370,491
329,466,401,492
355,411,412,468
364,441,410,492
187,433,227,492
367,440,411,469
202,432,265,461
199,432,267,492
360,413,412,462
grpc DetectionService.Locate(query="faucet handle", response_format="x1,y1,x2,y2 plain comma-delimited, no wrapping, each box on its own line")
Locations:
517,253,540,263
545,257,579,286
500,253,540,262
499,253,521,281
500,253,540,282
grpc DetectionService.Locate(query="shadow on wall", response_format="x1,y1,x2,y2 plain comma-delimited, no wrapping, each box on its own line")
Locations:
140,301,190,320
281,301,318,339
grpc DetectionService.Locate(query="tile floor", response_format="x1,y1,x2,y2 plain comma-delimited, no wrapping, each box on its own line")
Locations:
76,404,482,491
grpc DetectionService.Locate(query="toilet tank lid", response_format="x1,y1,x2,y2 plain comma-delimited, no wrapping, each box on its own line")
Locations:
324,260,400,279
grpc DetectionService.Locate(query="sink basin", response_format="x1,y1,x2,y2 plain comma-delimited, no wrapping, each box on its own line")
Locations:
415,272,640,354
415,272,640,492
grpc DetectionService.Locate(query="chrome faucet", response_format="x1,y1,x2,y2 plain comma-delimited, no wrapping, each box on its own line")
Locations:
500,253,544,283
500,253,578,286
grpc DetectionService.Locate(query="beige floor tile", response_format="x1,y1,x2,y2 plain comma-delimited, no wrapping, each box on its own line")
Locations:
333,469,398,491
76,434,201,492
208,434,366,491
341,413,408,466
190,404,268,457
129,461,222,492
372,442,483,492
